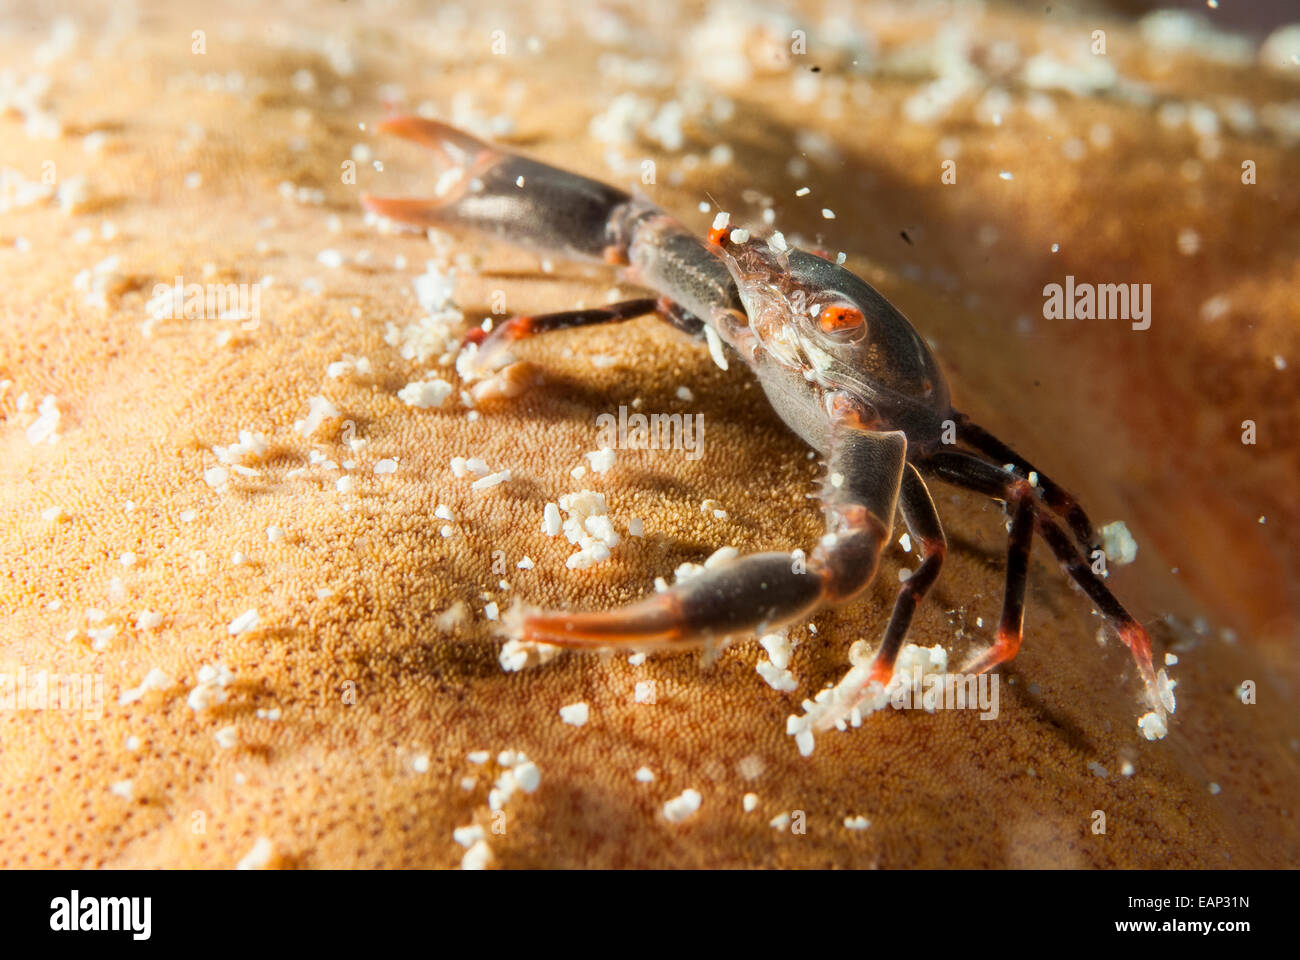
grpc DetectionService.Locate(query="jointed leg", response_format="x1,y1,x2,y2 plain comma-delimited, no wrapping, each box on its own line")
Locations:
923,449,1163,716
460,295,708,381
865,463,946,685
954,412,1097,552
462,297,659,373
965,478,1034,675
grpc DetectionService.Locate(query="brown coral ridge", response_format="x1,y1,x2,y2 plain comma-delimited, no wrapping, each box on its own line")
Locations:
1,1,1297,868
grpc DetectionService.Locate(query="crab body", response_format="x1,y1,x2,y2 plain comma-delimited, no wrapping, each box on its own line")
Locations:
363,117,1170,740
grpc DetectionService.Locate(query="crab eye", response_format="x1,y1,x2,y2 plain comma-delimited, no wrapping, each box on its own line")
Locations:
819,305,864,334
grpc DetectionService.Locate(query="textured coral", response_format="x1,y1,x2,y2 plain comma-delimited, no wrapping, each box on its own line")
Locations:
1,1,1296,868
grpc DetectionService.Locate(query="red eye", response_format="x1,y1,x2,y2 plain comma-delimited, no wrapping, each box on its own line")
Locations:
819,305,864,333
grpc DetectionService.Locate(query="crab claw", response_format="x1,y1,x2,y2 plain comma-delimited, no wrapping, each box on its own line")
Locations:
361,117,496,227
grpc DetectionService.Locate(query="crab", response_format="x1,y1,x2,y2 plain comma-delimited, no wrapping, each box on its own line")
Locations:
363,116,1171,739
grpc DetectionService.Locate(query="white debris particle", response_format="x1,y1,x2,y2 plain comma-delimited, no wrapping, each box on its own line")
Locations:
585,447,616,474
460,840,493,870
451,456,490,478
628,518,644,537
742,793,758,812
1209,782,1221,796
187,662,235,712
1177,228,1201,256
663,789,702,823
844,815,872,830
634,681,655,703
1121,761,1136,777
374,458,398,475
412,754,430,774
398,378,454,409
214,725,239,749
628,652,647,666
227,609,259,635
559,701,590,726
635,766,655,783
1261,23,1300,75
1155,668,1178,715
267,524,286,541
484,601,499,621
109,778,134,802
294,395,339,437
513,761,541,793
498,635,561,673
119,552,136,567
1099,521,1138,565
821,208,836,219
118,668,174,706
704,325,729,370
759,633,793,670
675,386,694,401
25,395,60,444
730,228,750,243
516,556,534,570
316,249,344,269
757,659,798,692
135,610,163,630
1138,712,1169,740
787,642,949,755
700,499,727,521
466,750,490,764
711,211,730,231
57,176,92,213
769,812,791,830
213,430,268,466
795,187,811,197
1165,652,1179,666
234,837,274,870
326,354,372,378
436,602,468,632
257,707,282,721
453,824,485,848
470,469,511,491
87,625,117,651
557,490,620,569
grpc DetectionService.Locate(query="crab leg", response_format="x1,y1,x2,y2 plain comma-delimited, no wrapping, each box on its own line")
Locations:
461,296,710,382
863,464,947,684
954,413,1098,552
923,449,1164,717
514,425,907,651
964,477,1035,674
462,298,659,374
